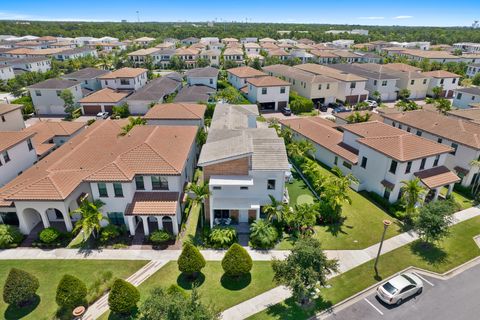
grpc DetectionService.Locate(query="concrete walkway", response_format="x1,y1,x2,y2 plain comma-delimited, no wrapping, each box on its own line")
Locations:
81,260,167,320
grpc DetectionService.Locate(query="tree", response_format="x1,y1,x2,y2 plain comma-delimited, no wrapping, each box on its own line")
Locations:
195,57,210,68
283,203,317,236
398,88,411,101
108,279,140,315
395,99,420,111
371,90,381,102
346,111,372,124
71,199,107,239
432,86,443,99
56,274,87,309
251,57,262,70
222,243,253,278
0,225,23,248
319,168,357,223
249,219,279,248
401,178,427,220
434,98,452,115
263,194,288,222
3,268,39,307
470,159,480,197
472,73,480,86
286,139,314,159
223,60,238,70
209,227,237,248
215,86,248,104
289,91,314,114
272,238,338,305
196,128,208,147
138,286,218,320
112,102,130,118
169,55,186,71
59,89,78,119
414,201,454,244
186,181,210,226
279,126,293,145
177,242,206,279
120,116,146,136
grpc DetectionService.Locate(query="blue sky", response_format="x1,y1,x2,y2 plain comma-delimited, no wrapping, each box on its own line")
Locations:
0,0,478,26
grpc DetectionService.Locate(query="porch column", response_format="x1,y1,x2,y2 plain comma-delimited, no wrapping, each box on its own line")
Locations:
127,216,136,236
141,216,150,236
433,188,441,201
62,212,73,232
157,216,163,230
256,208,260,221
447,183,455,196
39,212,50,229
172,219,179,235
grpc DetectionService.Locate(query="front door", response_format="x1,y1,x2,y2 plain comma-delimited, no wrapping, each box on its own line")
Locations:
239,210,248,223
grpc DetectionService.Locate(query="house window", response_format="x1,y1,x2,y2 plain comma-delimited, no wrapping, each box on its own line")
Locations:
360,157,367,169
2,151,10,163
240,186,249,190
56,90,61,96
343,161,352,169
416,130,422,137
280,87,286,94
407,127,411,132
440,79,445,85
113,183,124,197
135,176,145,190
382,80,388,86
35,90,41,96
334,156,338,165
261,88,267,95
457,93,462,99
420,158,426,170
437,138,443,143
392,121,396,127
209,78,213,85
267,179,276,190
27,139,34,151
405,161,412,174
423,79,427,85
151,176,169,190
120,79,130,85
389,160,398,174
451,143,458,155
213,186,221,190
1,115,5,122
410,80,415,85
107,212,125,226
452,78,457,84
433,155,440,167
350,82,356,89
373,80,377,86
327,83,330,90
318,84,322,90
398,124,403,130
98,183,108,197
383,188,391,200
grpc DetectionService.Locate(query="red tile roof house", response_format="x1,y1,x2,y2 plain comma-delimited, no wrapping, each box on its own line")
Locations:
246,76,291,112
144,103,206,127
226,66,267,90
281,118,459,203
0,120,197,236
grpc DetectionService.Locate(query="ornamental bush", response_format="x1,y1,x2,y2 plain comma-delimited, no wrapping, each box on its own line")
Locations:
39,227,61,244
249,220,278,249
99,224,121,242
108,279,140,315
3,268,39,307
149,230,172,244
289,91,314,114
222,243,253,278
0,224,23,248
177,242,206,279
209,227,237,249
56,274,87,309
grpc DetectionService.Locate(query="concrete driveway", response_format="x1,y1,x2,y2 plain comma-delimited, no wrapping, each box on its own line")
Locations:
322,263,480,320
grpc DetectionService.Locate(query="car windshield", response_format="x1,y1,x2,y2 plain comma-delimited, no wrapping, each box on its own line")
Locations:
401,274,416,285
383,281,398,295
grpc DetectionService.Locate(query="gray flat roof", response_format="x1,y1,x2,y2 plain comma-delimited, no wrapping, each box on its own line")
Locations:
28,78,80,89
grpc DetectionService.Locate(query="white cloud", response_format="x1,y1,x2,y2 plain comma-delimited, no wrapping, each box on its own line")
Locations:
358,16,385,20
394,15,413,19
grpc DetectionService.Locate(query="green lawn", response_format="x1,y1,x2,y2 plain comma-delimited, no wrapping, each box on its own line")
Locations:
441,187,474,210
249,216,480,320
278,164,402,250
0,259,147,320
100,261,277,319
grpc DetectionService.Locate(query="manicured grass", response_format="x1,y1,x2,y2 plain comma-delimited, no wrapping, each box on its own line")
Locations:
0,259,147,320
182,203,201,242
441,187,474,210
249,216,480,320
278,163,402,250
100,261,277,319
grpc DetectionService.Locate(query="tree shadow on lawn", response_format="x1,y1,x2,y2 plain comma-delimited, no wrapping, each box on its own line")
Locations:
410,241,448,266
264,296,332,320
322,217,352,237
220,273,252,291
177,272,206,290
4,294,40,320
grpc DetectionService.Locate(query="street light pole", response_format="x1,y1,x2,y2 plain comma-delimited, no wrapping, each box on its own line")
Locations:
374,219,392,277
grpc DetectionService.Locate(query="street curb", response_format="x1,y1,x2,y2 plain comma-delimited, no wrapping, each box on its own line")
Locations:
311,235,480,320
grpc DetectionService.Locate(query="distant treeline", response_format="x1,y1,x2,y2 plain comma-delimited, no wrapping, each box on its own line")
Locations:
1,21,480,44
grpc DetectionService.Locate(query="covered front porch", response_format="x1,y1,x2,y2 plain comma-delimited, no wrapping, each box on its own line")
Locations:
415,166,461,202
209,197,261,229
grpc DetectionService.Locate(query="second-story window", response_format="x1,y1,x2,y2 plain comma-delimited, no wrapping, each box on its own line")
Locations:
405,161,412,174
361,157,368,169
113,183,124,197
98,183,108,197
27,139,34,151
1,115,5,122
280,87,286,94
151,176,169,190
389,160,398,174
450,143,458,155
433,155,440,167
120,79,130,85
420,158,426,170
2,151,10,163
350,82,356,89
267,179,276,190
262,88,267,95
135,176,145,190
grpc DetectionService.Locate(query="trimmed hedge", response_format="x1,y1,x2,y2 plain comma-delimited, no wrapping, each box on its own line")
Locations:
222,243,253,277
0,224,23,248
289,91,314,114
39,227,61,244
56,274,87,309
149,230,172,245
108,279,140,315
3,268,39,307
177,242,206,278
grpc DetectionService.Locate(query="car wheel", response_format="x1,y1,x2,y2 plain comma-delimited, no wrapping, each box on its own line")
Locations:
417,288,423,294
396,298,403,306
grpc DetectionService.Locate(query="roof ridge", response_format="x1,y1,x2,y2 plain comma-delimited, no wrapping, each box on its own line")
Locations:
142,140,181,174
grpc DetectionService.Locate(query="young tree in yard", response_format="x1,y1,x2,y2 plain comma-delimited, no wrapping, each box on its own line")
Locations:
283,203,318,236
195,57,210,68
3,268,39,307
319,168,357,223
472,73,480,86
372,90,381,102
222,243,253,278
71,199,107,239
272,237,338,305
186,181,210,226
286,139,314,159
55,274,87,310
120,116,146,136
263,194,288,222
169,55,185,71
400,178,427,220
249,219,279,249
346,111,372,124
395,99,420,111
279,126,293,145
398,88,411,101
414,201,454,244
177,242,206,280
251,57,262,70
108,279,140,316
60,89,78,119
112,102,130,118
223,59,238,70
432,86,443,99
434,98,452,115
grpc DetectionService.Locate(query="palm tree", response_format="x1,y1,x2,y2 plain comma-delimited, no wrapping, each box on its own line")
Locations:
400,178,427,219
287,140,314,159
263,195,288,222
186,181,211,226
372,90,381,102
280,126,293,145
346,111,372,124
432,86,443,99
434,98,452,115
71,199,107,239
120,116,146,136
249,219,279,248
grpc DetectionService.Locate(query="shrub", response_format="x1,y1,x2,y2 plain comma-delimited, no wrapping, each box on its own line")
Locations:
289,91,314,114
56,274,87,309
108,279,140,315
177,242,206,278
149,230,172,245
86,119,96,126
100,224,121,242
222,243,253,277
39,227,61,244
0,225,23,248
3,268,39,307
209,227,237,249
249,220,278,249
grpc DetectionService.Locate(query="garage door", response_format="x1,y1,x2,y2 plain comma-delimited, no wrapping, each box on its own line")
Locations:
82,105,102,115
345,95,359,105
278,101,288,108
104,105,114,113
446,90,454,98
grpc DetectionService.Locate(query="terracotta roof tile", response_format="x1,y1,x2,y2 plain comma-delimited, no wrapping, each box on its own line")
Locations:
144,103,206,120
0,103,22,115
97,67,147,79
227,66,266,78
79,88,130,103
0,131,35,153
125,192,179,216
247,76,290,87
414,166,460,189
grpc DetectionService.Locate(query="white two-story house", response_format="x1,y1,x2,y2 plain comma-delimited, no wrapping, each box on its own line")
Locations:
422,70,460,98
98,67,148,91
185,66,219,89
227,66,267,90
198,104,289,228
0,103,25,131
61,67,111,92
453,87,480,109
0,131,36,186
246,76,290,112
28,78,83,115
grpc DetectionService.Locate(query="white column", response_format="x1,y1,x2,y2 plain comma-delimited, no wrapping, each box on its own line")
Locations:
157,216,163,230
141,216,150,236
447,183,455,196
62,212,73,232
256,208,260,221
172,218,179,235
40,212,50,229
127,216,136,236
433,188,441,201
